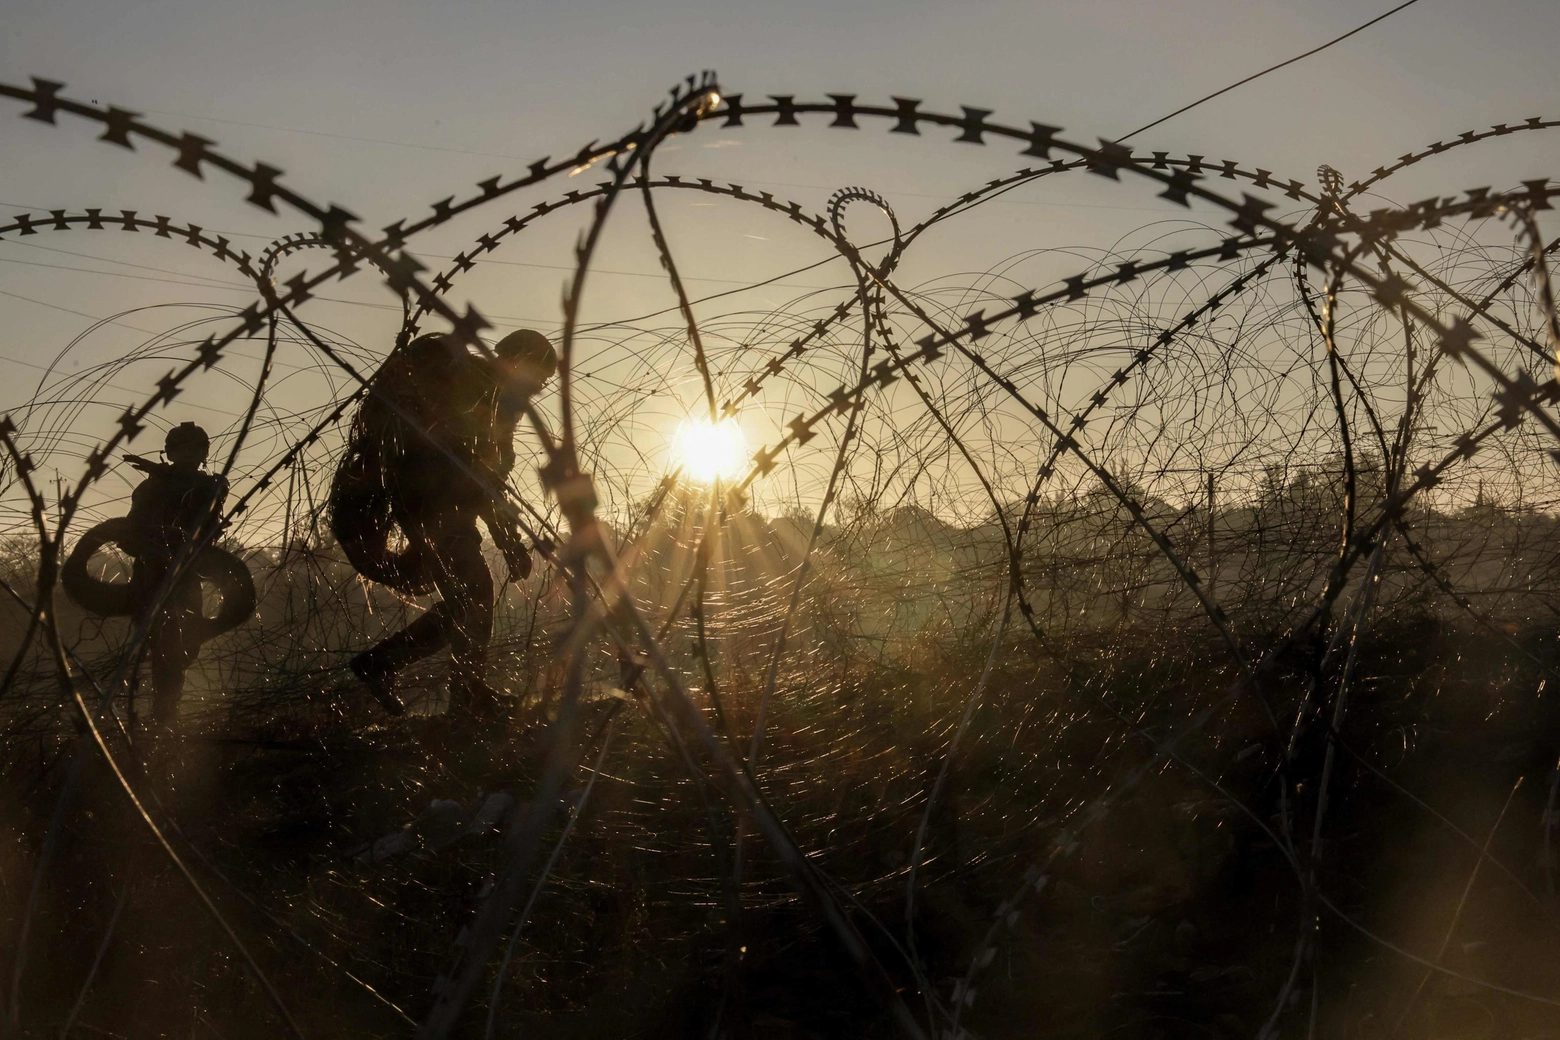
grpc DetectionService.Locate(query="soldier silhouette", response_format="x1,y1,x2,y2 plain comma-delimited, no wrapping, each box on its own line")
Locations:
121,422,229,730
338,329,556,719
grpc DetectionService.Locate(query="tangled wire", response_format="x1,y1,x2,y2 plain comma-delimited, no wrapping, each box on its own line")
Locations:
3,72,1560,1039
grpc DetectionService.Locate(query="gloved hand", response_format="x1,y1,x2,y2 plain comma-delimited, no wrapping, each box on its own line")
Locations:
503,544,533,583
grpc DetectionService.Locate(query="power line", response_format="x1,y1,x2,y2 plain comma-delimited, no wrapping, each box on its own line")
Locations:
0,286,163,333
0,250,845,331
4,239,259,289
139,107,535,161
0,229,862,334
0,255,254,293
1118,0,1426,142
0,207,843,288
0,344,252,420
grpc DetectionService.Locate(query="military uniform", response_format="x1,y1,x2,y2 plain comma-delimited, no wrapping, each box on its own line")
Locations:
123,448,227,727
351,332,548,716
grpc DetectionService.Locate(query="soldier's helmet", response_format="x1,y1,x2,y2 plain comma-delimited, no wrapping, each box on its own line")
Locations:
164,421,210,465
494,329,558,390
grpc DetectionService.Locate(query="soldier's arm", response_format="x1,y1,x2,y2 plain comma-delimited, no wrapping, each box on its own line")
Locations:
198,475,229,537
478,496,523,550
177,474,227,545
479,498,531,581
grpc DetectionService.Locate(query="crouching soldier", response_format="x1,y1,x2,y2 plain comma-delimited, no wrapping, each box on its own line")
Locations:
335,329,556,719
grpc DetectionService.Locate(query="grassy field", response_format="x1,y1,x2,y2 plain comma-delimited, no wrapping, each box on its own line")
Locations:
5,572,1560,1039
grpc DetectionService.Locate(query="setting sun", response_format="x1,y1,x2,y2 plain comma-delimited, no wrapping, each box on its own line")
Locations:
672,417,747,485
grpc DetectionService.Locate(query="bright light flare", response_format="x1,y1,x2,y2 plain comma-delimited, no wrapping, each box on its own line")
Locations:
672,417,747,485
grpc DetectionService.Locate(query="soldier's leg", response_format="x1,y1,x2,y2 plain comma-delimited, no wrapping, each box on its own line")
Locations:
148,618,185,728
355,609,448,674
349,498,451,714
148,579,201,729
429,517,497,717
351,606,445,715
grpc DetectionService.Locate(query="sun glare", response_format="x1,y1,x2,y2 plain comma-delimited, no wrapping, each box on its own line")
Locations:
672,417,747,485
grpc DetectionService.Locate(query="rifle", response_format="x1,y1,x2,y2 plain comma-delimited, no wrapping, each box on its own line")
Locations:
124,452,172,475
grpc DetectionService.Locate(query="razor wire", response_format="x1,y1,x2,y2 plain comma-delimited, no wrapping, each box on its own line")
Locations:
0,73,1559,1039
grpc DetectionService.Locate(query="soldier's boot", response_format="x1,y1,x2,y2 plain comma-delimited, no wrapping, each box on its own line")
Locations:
350,654,407,716
350,611,446,716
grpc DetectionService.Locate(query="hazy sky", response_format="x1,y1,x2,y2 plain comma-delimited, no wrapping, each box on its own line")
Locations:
1,0,1557,520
